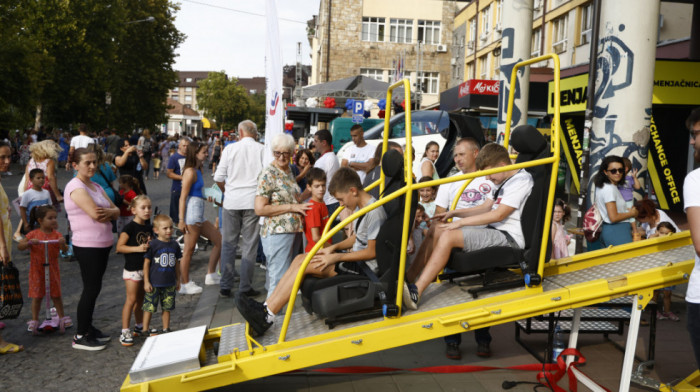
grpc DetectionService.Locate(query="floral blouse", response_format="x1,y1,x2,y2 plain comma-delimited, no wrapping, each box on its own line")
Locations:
256,164,303,237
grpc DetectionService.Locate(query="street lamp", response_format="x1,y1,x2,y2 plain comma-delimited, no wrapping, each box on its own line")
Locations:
126,16,155,24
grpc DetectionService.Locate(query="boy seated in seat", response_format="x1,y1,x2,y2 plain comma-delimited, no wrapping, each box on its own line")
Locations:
403,143,533,310
237,167,387,336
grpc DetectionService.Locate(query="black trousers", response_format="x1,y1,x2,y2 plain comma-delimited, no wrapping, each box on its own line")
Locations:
687,301,700,370
74,246,112,336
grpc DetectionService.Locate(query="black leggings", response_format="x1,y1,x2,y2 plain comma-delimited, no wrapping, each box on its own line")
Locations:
74,246,111,336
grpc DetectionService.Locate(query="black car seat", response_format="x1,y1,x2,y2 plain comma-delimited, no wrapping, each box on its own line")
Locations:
300,149,417,328
441,125,552,297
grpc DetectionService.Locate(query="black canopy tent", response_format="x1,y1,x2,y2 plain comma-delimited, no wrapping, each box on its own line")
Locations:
301,75,412,101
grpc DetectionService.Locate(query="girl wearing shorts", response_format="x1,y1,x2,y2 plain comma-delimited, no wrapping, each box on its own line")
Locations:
115,195,152,346
178,142,222,294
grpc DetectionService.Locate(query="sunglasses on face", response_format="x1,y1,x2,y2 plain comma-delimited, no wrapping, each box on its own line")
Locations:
273,151,291,158
606,168,624,174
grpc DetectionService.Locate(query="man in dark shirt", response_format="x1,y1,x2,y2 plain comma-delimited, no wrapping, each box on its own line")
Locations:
166,137,190,222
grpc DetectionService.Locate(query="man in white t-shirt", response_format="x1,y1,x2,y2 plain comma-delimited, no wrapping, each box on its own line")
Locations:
683,107,700,369
405,137,496,359
68,124,95,167
310,130,340,215
341,124,375,183
404,143,533,312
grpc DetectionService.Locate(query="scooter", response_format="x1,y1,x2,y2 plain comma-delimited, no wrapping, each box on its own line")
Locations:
36,239,62,333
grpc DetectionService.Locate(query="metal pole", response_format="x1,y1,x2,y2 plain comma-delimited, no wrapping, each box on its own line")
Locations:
574,0,601,254
620,295,643,392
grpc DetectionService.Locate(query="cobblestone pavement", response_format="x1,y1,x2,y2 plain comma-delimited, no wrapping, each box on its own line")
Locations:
0,163,218,392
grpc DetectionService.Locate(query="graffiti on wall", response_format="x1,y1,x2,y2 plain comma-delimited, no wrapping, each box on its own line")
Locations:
588,23,651,203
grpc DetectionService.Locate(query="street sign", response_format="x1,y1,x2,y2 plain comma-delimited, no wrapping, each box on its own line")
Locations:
352,100,364,124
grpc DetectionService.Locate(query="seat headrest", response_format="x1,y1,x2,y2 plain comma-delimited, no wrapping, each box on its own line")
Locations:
510,125,546,155
381,149,404,178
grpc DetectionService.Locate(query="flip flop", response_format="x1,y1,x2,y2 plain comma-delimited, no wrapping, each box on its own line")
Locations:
0,343,24,354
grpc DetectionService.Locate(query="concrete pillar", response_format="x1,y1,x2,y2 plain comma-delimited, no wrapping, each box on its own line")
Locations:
589,0,660,197
497,0,533,142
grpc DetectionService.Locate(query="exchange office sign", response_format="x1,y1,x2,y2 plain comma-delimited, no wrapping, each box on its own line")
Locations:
548,60,700,114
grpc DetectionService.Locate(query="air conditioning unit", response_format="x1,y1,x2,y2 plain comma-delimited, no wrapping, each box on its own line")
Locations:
467,40,474,50
450,58,457,65
436,44,447,53
480,31,489,41
494,23,502,33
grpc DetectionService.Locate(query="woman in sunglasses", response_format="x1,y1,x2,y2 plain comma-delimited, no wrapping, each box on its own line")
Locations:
592,155,639,248
255,133,311,297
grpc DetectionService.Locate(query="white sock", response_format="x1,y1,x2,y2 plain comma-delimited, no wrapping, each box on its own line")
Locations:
263,302,275,323
122,328,130,334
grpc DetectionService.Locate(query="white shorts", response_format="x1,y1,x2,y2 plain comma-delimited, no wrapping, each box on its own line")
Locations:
123,269,144,281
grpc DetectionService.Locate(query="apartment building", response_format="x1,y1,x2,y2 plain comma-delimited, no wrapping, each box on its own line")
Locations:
309,0,468,108
168,71,213,112
452,0,693,85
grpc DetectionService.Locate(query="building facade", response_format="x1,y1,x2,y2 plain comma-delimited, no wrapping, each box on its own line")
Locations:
309,0,468,108
452,0,693,85
167,71,213,112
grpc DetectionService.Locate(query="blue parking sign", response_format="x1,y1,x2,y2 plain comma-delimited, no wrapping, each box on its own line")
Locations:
352,101,364,124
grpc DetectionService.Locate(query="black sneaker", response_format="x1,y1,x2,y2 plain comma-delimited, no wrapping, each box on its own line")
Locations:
403,282,420,310
236,295,272,337
241,288,261,297
120,330,134,347
476,342,491,358
133,325,143,337
73,335,107,351
446,342,461,360
149,328,162,336
89,326,111,343
219,289,232,298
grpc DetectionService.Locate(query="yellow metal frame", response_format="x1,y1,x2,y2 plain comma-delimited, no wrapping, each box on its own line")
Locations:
122,54,696,392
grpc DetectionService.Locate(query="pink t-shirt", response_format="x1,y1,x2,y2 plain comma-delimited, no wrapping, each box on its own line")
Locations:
64,177,114,248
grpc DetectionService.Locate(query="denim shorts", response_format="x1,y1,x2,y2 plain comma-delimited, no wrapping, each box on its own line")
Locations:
185,196,205,225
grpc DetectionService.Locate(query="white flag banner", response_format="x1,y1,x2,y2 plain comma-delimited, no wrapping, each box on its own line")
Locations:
264,0,283,165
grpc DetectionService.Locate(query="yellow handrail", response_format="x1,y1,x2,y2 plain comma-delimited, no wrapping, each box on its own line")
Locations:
279,79,413,342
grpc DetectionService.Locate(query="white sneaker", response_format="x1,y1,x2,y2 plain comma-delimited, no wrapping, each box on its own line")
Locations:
204,273,221,285
179,281,203,294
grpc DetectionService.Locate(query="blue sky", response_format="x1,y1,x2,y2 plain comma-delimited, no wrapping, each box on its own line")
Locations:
173,0,319,78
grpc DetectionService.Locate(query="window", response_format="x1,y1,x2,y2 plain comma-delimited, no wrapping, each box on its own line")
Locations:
481,5,491,35
361,68,384,82
185,95,192,103
495,0,503,25
185,78,193,83
531,27,542,57
552,15,568,52
580,3,593,45
468,18,477,48
390,19,413,43
417,71,439,94
171,95,179,101
467,63,475,79
417,20,441,44
479,55,488,79
185,87,193,92
362,17,385,42
172,87,179,92
250,89,257,94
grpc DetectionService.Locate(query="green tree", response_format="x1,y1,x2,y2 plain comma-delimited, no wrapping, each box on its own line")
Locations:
247,93,266,132
196,72,250,130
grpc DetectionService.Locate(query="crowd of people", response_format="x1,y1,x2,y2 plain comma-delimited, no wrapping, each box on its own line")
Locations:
1,109,699,371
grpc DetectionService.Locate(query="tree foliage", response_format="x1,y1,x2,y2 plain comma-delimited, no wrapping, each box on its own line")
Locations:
196,72,251,131
0,0,184,132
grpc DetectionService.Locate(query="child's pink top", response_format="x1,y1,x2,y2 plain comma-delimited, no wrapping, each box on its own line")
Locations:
64,177,114,248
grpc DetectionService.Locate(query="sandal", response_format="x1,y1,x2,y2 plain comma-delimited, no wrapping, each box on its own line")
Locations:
13,233,24,243
0,342,23,354
59,316,73,333
27,320,39,335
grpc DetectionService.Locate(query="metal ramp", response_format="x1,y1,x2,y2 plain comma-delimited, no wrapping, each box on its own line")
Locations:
120,233,695,392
